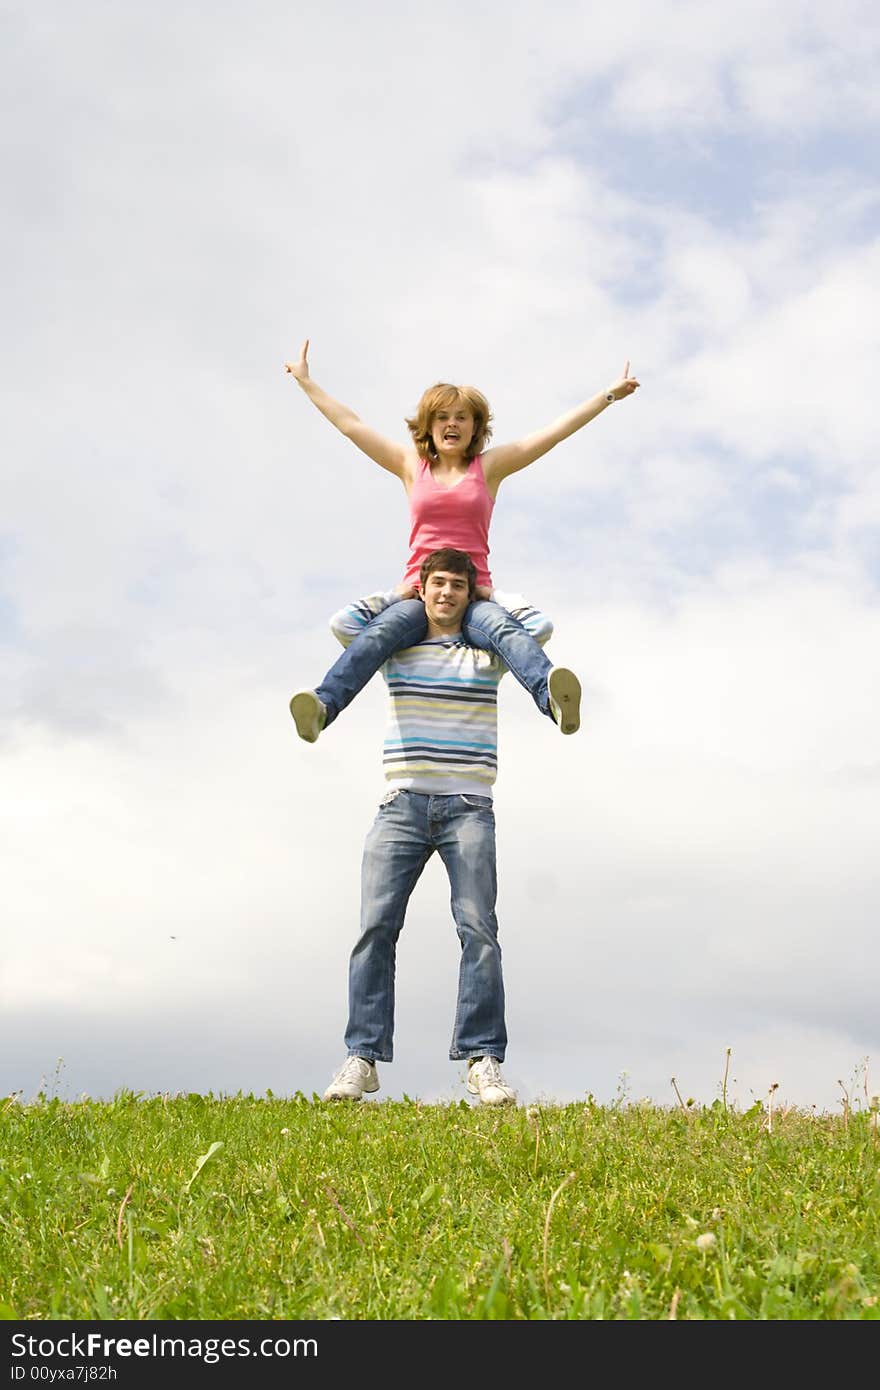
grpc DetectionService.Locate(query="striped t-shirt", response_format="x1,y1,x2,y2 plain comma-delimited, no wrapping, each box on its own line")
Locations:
329,592,553,797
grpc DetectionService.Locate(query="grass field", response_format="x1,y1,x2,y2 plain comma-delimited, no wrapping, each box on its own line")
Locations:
2,1075,878,1321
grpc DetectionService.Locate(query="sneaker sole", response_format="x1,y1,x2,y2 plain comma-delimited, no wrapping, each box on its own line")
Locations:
548,667,581,735
289,691,323,743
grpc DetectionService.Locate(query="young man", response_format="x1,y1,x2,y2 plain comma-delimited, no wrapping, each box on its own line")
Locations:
292,547,579,1106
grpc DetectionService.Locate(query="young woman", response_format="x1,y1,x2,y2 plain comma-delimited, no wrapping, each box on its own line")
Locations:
283,340,639,741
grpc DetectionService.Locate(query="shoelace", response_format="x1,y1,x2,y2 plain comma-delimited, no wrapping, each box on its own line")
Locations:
473,1057,503,1084
335,1057,370,1082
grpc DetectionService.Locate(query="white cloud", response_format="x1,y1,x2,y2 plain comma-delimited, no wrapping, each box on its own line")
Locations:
572,0,880,134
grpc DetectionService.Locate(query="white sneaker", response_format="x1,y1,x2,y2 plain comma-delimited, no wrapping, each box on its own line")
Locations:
322,1056,379,1102
290,689,327,743
548,667,581,735
466,1056,517,1107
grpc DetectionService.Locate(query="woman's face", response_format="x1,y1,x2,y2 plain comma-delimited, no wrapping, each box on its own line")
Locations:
430,403,475,460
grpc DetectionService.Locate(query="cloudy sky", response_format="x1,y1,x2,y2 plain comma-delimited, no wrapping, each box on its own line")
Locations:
3,0,879,1114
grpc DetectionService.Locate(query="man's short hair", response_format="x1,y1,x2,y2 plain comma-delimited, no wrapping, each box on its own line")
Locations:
419,548,477,601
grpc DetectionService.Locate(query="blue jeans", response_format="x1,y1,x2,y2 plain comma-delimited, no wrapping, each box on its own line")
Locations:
345,790,506,1062
316,598,553,726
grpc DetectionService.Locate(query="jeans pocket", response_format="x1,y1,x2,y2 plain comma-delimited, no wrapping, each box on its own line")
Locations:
379,788,402,808
458,793,493,809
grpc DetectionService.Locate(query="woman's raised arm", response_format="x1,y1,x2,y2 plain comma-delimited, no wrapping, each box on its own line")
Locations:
481,362,640,488
284,340,410,479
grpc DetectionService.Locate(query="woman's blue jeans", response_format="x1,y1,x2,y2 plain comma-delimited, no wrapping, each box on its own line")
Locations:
316,598,553,725
345,789,506,1062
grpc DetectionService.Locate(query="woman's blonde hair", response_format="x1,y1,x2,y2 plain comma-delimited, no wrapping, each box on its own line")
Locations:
405,383,493,462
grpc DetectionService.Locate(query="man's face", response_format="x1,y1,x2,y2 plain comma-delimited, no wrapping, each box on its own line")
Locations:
421,569,471,630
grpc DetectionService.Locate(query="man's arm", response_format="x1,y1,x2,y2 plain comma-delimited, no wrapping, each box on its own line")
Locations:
491,590,554,647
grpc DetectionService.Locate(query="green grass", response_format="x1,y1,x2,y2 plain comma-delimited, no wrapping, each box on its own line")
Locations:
2,1087,878,1320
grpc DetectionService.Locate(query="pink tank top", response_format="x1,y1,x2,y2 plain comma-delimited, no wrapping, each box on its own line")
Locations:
402,455,495,589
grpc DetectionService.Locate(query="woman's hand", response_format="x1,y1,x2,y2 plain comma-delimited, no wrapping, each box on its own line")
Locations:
284,339,310,384
606,360,640,401
394,582,420,600
482,361,641,487
282,343,410,480
474,584,494,601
